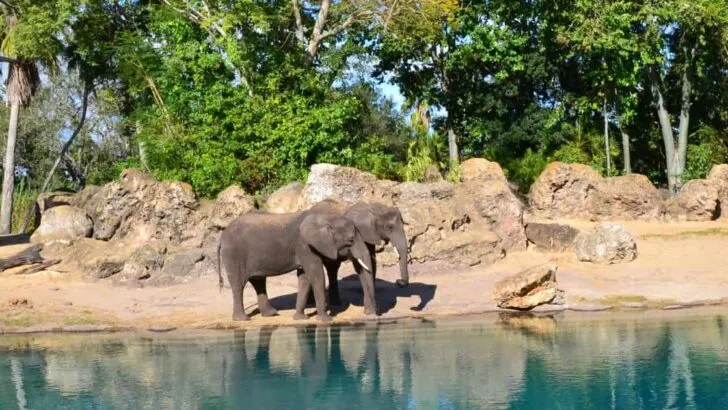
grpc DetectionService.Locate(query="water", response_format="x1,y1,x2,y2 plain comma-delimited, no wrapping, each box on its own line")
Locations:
1,309,728,409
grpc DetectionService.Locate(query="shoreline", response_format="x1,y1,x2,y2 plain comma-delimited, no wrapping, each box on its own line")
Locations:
2,297,727,336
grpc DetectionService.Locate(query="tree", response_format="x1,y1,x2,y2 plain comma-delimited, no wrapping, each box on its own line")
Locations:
0,0,72,233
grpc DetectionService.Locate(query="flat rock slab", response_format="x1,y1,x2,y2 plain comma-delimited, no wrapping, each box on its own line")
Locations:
61,324,115,332
493,264,559,310
147,324,177,332
662,304,688,310
530,304,567,313
567,303,613,312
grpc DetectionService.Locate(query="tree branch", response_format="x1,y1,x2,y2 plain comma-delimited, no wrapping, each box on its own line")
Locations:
292,0,306,46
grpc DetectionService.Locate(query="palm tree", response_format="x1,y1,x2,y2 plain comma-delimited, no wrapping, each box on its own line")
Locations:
0,7,41,234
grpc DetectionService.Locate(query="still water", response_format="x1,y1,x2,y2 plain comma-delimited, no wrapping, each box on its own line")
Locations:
1,309,728,409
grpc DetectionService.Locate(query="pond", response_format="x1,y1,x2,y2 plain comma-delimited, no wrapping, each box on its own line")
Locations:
1,309,728,409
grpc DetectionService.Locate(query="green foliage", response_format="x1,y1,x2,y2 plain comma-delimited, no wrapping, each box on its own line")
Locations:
504,148,550,193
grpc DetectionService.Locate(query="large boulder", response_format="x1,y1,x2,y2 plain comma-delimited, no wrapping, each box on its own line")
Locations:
75,169,199,243
209,186,255,229
456,180,526,250
525,222,580,251
707,164,728,219
62,238,137,280
387,182,505,267
574,223,637,264
587,174,664,220
30,206,93,244
113,242,168,286
529,162,601,219
664,179,720,221
297,163,391,210
265,182,303,213
492,264,559,310
460,158,507,183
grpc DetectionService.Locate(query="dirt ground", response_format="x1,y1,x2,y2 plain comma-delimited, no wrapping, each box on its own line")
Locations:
2,219,728,333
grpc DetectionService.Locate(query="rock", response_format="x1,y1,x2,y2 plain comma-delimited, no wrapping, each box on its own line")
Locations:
148,324,177,332
147,247,218,286
30,206,93,244
707,164,728,219
265,182,303,213
114,242,168,285
37,191,75,212
567,303,612,312
460,158,508,183
664,179,720,221
588,174,664,220
456,180,526,250
492,264,559,310
620,302,647,309
662,304,687,310
61,324,112,333
529,162,601,219
551,289,566,305
63,238,136,279
422,165,444,183
209,186,255,229
297,163,391,210
525,222,580,251
573,223,637,264
77,169,199,243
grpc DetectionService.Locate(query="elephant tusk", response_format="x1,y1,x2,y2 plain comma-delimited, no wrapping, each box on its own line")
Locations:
356,258,371,272
393,246,400,259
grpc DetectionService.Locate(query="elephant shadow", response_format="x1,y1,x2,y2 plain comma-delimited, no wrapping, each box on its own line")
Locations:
267,275,437,317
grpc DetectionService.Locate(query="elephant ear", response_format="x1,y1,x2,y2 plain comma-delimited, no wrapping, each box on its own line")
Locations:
300,214,338,260
355,210,382,245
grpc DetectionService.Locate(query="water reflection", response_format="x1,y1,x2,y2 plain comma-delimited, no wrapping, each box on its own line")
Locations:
1,310,728,409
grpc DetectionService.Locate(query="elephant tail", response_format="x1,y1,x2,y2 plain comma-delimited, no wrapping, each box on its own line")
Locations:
217,238,223,293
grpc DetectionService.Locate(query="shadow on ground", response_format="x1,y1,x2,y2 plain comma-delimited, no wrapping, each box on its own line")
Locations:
266,274,437,319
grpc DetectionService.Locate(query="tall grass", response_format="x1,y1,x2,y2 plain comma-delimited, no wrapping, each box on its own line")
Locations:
11,177,37,234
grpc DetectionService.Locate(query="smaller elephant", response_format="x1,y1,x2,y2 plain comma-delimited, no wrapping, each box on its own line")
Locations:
217,208,375,321
308,200,410,308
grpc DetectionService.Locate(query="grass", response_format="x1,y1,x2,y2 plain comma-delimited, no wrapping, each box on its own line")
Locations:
641,227,728,240
0,308,105,329
592,294,680,309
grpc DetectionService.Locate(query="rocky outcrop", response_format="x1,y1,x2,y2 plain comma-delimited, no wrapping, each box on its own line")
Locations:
664,179,720,221
525,223,580,251
455,180,526,250
265,182,304,213
208,186,255,229
587,174,664,220
297,163,391,209
529,162,600,219
707,164,728,219
460,158,507,183
30,206,93,244
530,163,665,221
492,264,559,310
574,223,637,264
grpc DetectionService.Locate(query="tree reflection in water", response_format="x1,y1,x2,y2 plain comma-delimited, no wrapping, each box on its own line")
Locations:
1,310,728,409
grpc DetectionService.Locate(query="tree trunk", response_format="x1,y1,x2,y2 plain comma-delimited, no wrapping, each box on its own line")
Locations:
603,96,611,176
447,125,458,166
620,126,631,174
17,83,91,234
0,102,20,234
676,49,694,188
650,70,679,193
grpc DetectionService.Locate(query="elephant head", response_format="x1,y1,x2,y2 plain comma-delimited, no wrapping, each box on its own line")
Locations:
300,212,373,273
346,202,410,287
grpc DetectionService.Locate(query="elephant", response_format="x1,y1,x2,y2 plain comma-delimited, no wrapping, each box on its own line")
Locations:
307,200,410,308
216,208,375,322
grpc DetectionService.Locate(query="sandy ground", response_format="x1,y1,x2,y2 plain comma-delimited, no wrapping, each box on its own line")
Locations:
2,219,728,333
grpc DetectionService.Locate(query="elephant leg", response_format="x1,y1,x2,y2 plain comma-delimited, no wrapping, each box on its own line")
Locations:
354,262,377,316
231,274,250,321
366,243,378,283
324,260,342,306
304,262,332,322
294,270,311,320
250,277,278,317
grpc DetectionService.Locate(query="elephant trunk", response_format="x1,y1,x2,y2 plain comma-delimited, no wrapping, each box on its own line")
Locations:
391,229,409,287
351,234,374,274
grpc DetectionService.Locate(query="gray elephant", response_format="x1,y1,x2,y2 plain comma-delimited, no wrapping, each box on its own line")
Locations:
309,200,410,308
216,208,374,322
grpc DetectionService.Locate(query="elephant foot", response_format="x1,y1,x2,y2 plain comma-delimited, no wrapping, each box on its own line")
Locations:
293,311,308,320
316,313,333,322
363,314,379,321
260,307,279,317
395,279,409,288
232,312,250,321
363,308,377,316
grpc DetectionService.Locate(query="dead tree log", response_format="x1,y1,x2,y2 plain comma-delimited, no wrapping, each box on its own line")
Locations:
0,244,44,272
